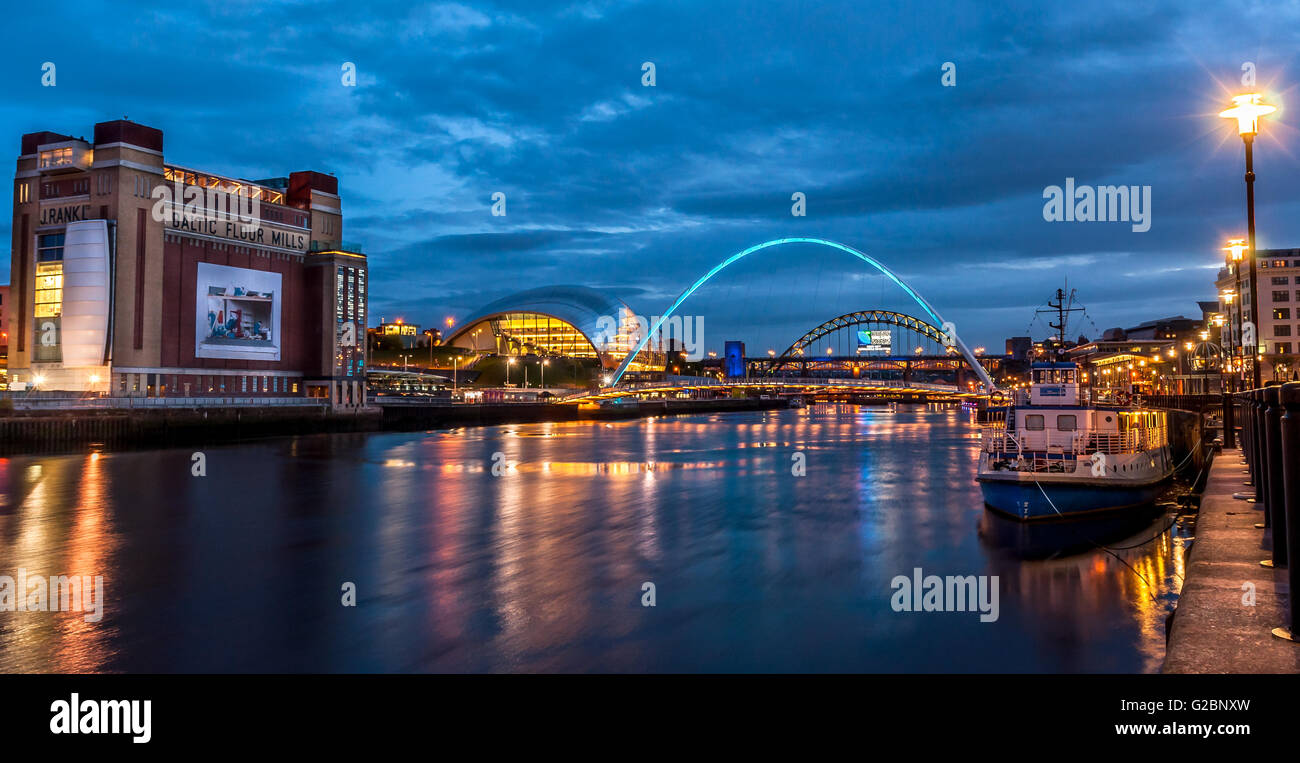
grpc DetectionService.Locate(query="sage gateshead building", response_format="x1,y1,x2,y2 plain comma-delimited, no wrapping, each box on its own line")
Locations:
444,285,664,375
7,119,368,406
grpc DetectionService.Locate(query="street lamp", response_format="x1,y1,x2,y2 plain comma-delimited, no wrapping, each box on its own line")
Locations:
507,356,516,387
1220,288,1238,387
1220,93,1276,388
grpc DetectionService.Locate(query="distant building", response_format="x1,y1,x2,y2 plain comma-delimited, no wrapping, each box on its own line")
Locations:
376,320,421,349
724,341,746,378
6,119,368,405
1122,315,1202,341
1004,336,1032,361
1072,309,1214,394
1215,247,1300,382
0,284,9,385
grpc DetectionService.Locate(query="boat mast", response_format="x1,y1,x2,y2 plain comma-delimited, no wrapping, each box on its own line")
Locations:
1037,287,1084,351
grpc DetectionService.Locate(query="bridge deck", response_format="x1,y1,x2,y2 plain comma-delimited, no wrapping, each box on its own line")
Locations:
558,376,980,403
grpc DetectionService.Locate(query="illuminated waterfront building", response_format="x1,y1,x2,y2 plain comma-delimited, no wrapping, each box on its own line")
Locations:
445,285,663,373
1215,247,1300,382
6,119,368,405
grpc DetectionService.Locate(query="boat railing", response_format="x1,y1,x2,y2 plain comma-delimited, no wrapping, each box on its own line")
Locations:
982,426,1166,456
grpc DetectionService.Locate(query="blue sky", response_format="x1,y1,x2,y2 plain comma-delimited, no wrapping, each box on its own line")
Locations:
4,0,1299,352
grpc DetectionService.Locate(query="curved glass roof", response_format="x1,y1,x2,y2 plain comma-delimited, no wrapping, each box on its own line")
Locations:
447,285,637,355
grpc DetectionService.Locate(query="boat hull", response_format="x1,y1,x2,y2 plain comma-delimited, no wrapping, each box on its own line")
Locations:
977,475,1168,521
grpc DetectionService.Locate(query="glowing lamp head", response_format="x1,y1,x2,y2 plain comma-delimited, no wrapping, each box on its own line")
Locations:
1223,237,1248,262
1220,93,1275,136
1220,288,1236,305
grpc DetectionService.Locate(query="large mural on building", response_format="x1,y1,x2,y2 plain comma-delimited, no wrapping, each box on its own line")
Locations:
195,262,282,360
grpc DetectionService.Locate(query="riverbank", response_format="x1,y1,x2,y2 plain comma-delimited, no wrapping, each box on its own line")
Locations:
0,396,790,455
1163,448,1300,673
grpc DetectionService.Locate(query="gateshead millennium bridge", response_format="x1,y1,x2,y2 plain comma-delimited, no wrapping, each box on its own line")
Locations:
444,238,997,403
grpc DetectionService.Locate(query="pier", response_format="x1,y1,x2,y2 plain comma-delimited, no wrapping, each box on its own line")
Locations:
1164,383,1300,672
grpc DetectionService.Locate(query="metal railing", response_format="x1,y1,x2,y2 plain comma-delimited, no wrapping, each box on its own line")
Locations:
556,375,965,402
7,396,327,411
982,426,1166,456
1236,382,1300,638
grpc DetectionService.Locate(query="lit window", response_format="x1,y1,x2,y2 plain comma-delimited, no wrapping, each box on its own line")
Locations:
38,147,73,169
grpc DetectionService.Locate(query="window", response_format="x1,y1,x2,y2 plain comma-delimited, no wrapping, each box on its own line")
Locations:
1274,291,1290,303
1277,343,1293,355
1275,308,1291,320
37,233,64,262
1057,415,1077,431
1025,414,1045,430
1273,276,1290,286
1273,260,1289,268
1276,325,1293,337
38,147,73,169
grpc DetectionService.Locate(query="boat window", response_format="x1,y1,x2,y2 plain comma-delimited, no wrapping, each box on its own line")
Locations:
1057,414,1077,431
1025,414,1045,430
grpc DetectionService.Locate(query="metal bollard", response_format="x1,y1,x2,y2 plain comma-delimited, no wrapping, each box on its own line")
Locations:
1224,391,1236,449
1264,385,1287,567
1242,390,1254,470
1279,383,1300,640
1254,390,1268,510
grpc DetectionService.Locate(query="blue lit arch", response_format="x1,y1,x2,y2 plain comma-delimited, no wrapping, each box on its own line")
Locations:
608,237,995,390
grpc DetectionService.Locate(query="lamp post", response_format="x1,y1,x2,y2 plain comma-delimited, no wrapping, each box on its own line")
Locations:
541,358,548,392
506,356,515,388
1220,287,1237,388
1223,238,1247,390
1221,93,1276,389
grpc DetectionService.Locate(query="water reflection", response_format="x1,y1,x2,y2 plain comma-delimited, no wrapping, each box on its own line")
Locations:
0,406,1187,673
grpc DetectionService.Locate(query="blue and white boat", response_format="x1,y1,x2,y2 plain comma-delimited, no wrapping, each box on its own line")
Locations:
976,362,1173,521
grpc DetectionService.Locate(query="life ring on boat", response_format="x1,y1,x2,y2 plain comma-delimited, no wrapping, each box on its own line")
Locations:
989,390,1007,405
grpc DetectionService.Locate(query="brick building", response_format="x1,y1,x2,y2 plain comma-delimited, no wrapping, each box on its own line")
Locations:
6,119,367,406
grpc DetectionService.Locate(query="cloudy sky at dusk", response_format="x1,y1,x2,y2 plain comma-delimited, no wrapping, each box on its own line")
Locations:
4,0,1300,351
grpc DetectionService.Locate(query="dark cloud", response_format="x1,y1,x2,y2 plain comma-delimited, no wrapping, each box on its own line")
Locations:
4,0,1299,351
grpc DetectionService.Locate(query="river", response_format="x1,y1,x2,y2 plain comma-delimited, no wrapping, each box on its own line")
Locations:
0,404,1191,673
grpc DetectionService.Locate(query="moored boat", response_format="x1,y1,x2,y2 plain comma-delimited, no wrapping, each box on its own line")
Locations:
976,361,1173,521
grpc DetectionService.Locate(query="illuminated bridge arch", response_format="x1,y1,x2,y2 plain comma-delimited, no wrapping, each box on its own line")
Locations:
607,237,995,390
773,310,949,367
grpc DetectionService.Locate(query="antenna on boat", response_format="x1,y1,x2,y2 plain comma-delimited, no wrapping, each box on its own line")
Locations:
1037,287,1084,345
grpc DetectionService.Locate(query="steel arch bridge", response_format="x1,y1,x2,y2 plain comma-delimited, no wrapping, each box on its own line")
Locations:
771,310,949,369
607,237,995,390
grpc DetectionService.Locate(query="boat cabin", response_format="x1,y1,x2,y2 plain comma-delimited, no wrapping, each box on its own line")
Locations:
1028,361,1080,406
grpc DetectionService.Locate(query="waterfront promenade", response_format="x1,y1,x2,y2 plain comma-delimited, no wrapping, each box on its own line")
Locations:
1164,448,1300,673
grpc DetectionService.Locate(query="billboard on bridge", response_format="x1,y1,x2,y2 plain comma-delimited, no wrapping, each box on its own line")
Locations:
857,329,891,354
